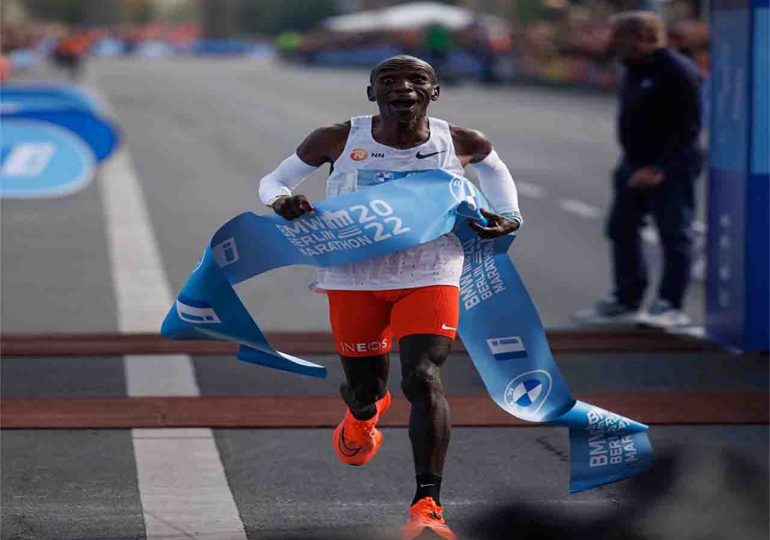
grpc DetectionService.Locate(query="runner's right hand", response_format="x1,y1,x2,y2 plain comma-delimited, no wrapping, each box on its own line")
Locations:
271,195,315,220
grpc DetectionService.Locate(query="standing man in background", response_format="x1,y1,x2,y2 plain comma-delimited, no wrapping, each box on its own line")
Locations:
574,11,703,327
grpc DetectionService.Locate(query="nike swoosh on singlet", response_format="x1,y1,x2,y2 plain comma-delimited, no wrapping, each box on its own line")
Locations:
415,150,446,159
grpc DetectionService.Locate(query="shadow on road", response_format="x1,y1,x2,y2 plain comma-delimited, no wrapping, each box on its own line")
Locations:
465,447,768,540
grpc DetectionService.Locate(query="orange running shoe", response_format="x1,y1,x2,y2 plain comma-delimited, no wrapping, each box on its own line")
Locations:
333,391,391,466
403,497,456,540
375,389,391,418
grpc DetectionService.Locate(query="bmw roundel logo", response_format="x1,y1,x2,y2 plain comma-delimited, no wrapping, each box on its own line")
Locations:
503,370,552,420
512,379,543,407
374,171,394,183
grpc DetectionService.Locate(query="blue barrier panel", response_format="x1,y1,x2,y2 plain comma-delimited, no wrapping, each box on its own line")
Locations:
91,37,126,57
1,96,89,114
313,46,404,67
746,3,768,349
187,40,270,56
707,0,769,349
3,108,120,162
135,41,177,58
7,49,42,71
0,84,98,111
0,119,96,199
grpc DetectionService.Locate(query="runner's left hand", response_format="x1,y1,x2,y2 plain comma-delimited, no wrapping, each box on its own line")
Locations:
468,209,519,239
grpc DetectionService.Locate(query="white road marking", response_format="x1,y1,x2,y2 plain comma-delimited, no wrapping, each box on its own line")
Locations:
133,430,247,540
95,83,247,539
124,353,200,397
99,151,176,332
134,429,213,439
515,181,545,199
558,199,602,219
99,149,202,395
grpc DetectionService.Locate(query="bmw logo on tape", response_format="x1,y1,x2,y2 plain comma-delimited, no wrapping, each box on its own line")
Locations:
503,370,553,421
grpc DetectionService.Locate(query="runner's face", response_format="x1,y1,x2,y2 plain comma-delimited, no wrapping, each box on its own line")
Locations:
369,65,438,122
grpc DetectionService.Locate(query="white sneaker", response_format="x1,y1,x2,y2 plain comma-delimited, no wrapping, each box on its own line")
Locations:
572,297,643,326
641,299,691,328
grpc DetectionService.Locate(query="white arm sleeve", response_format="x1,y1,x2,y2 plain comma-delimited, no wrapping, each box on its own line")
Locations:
258,153,319,207
469,149,523,228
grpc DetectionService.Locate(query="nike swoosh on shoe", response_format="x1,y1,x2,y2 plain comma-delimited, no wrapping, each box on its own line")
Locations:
338,427,361,457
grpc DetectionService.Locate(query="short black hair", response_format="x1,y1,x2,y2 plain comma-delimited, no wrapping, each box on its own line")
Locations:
369,55,437,84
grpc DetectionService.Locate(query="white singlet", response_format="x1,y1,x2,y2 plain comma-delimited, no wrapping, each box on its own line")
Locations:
317,115,465,291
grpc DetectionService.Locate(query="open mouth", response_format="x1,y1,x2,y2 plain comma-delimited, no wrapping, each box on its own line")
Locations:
389,97,418,111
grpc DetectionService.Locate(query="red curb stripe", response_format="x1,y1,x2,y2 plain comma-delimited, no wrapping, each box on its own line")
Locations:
0,329,720,357
1,393,765,429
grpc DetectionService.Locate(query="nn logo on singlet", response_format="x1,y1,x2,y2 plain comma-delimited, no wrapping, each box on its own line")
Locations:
350,148,368,161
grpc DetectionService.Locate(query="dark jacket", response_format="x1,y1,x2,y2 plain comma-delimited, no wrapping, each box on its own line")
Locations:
618,47,703,167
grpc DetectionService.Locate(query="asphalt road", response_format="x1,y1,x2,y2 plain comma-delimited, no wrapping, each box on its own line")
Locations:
3,421,768,540
1,57,706,334
3,346,768,540
2,59,754,540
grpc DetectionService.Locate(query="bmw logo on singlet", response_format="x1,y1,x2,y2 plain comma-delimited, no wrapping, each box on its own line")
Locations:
356,169,409,188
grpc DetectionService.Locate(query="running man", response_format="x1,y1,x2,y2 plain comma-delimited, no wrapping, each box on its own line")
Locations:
258,55,522,539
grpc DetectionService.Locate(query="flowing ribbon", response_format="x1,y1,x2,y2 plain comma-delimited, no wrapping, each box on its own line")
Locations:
161,170,653,492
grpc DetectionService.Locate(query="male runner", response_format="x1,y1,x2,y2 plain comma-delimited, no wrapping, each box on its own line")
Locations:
259,55,522,539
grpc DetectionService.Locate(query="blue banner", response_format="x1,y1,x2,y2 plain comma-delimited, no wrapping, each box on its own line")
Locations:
1,119,96,198
161,171,653,492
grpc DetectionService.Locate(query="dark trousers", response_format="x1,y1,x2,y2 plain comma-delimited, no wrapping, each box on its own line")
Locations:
606,152,702,309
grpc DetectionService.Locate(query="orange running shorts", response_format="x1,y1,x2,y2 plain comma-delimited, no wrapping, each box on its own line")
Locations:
326,285,460,357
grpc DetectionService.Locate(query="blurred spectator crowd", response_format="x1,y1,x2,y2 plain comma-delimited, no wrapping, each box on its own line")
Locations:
1,6,709,90
0,20,271,81
285,14,709,89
